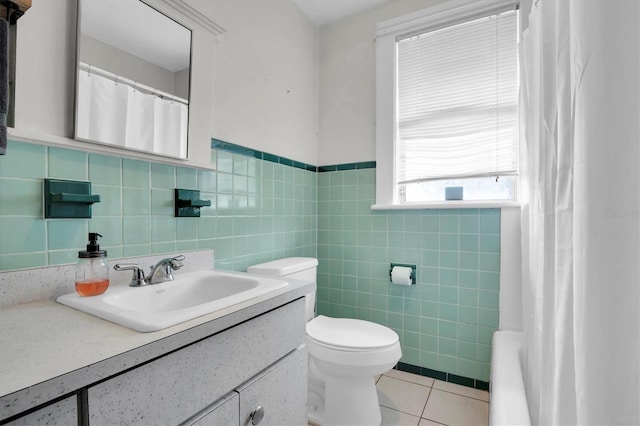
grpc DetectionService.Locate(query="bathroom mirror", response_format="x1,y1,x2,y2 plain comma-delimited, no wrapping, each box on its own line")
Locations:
75,0,191,159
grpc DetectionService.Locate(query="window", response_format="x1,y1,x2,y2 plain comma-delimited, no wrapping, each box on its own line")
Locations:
375,0,519,207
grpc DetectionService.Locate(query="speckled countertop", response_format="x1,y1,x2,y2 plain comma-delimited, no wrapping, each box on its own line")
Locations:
0,277,313,421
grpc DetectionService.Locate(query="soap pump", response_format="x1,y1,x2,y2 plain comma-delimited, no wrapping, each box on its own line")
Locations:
75,232,109,296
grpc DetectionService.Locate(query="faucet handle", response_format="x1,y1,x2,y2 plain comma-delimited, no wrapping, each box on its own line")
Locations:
113,263,147,287
170,254,185,270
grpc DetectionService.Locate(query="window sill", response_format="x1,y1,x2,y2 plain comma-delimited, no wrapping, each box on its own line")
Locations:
371,201,521,210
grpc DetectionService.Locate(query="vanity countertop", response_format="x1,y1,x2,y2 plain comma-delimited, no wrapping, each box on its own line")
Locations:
0,276,313,420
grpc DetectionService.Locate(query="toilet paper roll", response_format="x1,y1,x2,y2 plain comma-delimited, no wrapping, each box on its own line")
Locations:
391,266,413,286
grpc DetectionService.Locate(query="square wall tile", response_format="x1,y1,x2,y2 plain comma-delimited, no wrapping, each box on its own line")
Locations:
48,250,78,266
176,218,198,241
122,217,150,245
123,188,151,215
0,253,47,270
47,220,88,250
92,185,122,216
198,169,216,193
89,154,121,186
123,244,150,257
479,214,500,234
90,216,123,246
122,159,150,188
0,178,42,217
176,167,197,188
151,163,175,189
216,150,234,174
151,189,173,215
0,217,46,254
48,147,88,181
151,217,177,243
0,141,46,179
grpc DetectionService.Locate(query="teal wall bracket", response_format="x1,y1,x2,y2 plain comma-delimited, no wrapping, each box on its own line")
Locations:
175,188,211,217
44,178,101,219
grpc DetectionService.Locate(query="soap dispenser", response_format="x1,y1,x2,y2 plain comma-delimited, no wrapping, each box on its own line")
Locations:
75,232,109,296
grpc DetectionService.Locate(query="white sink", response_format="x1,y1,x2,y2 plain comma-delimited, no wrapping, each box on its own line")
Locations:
57,270,288,332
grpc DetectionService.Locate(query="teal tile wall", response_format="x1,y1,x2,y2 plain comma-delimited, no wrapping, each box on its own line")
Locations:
0,140,316,271
316,169,500,382
0,139,499,383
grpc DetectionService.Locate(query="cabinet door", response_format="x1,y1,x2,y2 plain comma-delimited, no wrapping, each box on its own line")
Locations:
88,299,305,425
4,396,77,426
238,346,307,426
188,392,239,426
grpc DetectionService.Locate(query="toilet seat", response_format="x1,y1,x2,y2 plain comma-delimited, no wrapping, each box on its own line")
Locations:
306,315,399,351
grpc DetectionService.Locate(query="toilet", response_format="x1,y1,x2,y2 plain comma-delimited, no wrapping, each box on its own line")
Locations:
248,257,402,426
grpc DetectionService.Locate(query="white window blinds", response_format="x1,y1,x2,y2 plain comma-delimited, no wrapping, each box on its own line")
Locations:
395,9,518,185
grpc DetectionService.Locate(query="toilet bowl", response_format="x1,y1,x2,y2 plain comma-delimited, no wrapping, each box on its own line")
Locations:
248,257,402,426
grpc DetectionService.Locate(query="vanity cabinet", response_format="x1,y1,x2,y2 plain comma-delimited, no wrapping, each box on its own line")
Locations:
189,347,307,426
3,396,77,426
88,299,306,425
1,298,306,426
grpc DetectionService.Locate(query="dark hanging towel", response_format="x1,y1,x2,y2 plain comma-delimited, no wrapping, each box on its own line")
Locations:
0,17,7,155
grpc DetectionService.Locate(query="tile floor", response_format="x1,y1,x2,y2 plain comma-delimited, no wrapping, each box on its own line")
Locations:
376,369,489,426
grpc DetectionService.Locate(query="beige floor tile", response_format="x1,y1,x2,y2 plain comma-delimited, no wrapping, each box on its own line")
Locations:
380,406,421,426
377,376,432,417
422,389,489,426
384,369,435,387
432,380,489,402
419,419,447,426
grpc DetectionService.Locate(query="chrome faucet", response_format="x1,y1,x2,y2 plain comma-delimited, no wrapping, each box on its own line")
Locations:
114,255,185,287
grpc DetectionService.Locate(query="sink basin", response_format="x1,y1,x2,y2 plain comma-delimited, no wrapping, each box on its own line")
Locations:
57,270,288,332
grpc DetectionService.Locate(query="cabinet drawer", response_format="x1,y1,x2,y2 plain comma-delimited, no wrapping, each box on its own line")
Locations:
238,346,307,426
4,395,77,426
88,299,305,425
189,392,239,426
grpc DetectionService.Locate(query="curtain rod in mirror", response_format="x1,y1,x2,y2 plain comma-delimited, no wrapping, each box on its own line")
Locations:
79,62,188,105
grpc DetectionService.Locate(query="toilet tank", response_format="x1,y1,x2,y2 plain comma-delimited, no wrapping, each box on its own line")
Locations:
248,257,318,321
247,257,318,281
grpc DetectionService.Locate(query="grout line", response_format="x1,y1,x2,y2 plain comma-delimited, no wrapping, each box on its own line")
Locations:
382,373,433,388
377,372,489,425
383,371,489,404
420,385,432,420
430,386,489,403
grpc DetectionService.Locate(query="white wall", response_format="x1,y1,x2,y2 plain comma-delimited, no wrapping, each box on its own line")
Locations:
11,0,318,168
14,0,77,140
317,0,447,166
191,0,319,166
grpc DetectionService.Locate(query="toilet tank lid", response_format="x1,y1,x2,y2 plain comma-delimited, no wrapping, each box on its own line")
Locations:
248,257,318,276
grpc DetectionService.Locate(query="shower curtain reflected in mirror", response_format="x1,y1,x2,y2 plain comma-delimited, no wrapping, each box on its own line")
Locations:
76,64,188,158
519,0,640,424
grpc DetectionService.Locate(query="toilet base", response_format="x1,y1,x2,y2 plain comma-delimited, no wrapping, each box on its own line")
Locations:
308,360,383,426
325,374,381,425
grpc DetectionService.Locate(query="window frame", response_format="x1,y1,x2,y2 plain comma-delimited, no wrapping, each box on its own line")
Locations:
374,0,520,209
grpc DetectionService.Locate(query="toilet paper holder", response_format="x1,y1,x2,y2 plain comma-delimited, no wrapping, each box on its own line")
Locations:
389,263,416,285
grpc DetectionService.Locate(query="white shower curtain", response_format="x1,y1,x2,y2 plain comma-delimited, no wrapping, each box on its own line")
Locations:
76,67,188,158
519,0,640,424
